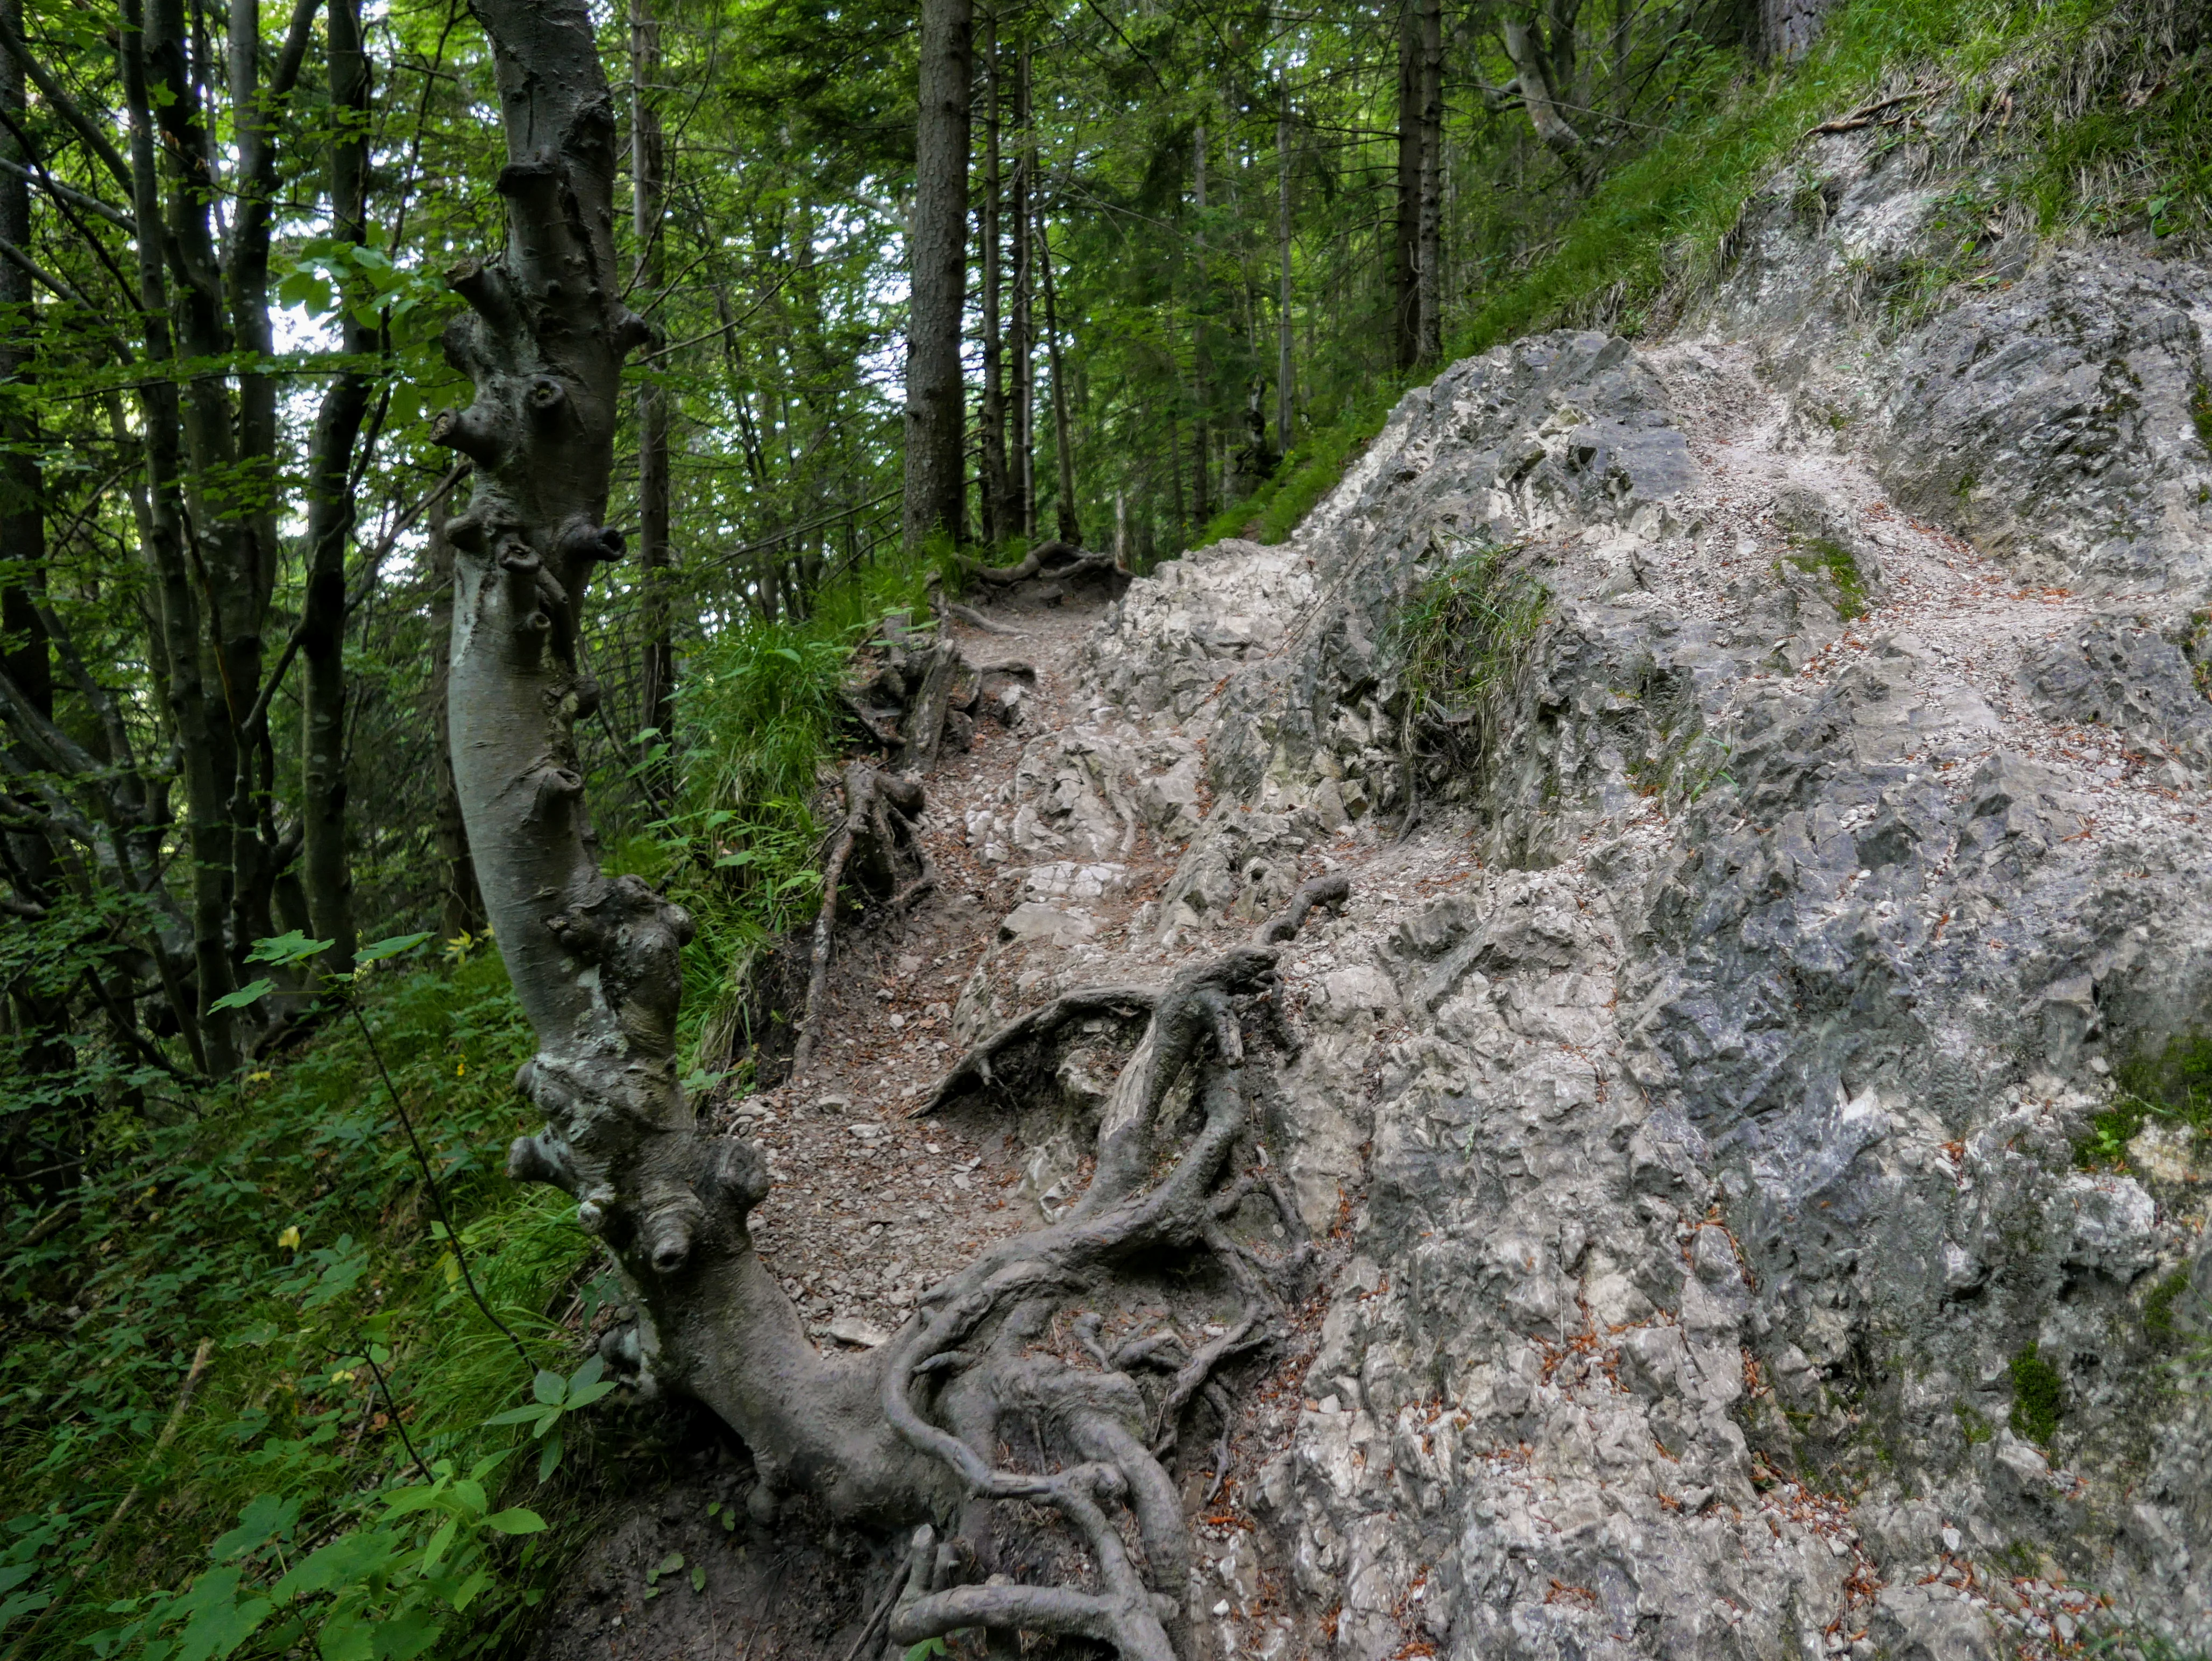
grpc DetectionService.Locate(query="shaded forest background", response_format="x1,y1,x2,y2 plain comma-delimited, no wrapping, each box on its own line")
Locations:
0,0,2206,1650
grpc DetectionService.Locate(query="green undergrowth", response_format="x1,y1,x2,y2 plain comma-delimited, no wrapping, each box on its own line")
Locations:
2076,1031,2212,1171
1195,0,2209,559
609,547,964,1077
0,943,624,1658
2,548,969,1656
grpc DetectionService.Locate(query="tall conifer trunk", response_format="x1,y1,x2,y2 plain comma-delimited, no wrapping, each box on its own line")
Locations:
903,0,973,550
977,10,1010,544
1275,80,1294,453
1414,0,1443,365
1393,0,1420,371
1010,39,1034,540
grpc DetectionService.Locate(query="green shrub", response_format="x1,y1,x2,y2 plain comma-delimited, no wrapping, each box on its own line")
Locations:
0,943,616,1657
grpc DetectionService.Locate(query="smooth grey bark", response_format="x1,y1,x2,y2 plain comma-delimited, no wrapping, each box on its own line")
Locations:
1502,1,1590,173
299,0,371,977
631,0,676,768
423,497,485,942
902,0,972,551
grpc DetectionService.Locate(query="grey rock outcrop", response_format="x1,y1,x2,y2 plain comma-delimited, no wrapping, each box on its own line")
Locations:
1066,218,2212,1656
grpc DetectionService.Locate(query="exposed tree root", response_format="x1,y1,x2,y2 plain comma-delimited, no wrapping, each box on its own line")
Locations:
789,761,928,1081
912,983,1159,1115
504,874,1347,1660
838,624,1038,766
961,538,1134,602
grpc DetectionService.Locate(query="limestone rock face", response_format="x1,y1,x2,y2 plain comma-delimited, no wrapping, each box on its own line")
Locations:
1070,195,2212,1655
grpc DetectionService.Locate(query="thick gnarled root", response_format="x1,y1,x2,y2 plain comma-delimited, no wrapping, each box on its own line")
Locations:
838,607,1037,768
855,874,1348,1655
960,538,1135,605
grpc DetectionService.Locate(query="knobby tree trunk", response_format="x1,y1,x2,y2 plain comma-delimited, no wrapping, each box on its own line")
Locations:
903,0,973,551
1414,0,1443,366
1393,0,1421,372
299,0,372,977
632,0,677,771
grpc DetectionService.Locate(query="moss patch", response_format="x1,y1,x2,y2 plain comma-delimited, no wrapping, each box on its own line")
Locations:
2079,1030,2212,1170
2144,1268,2193,1345
1955,1400,1996,1445
1784,537,1870,620
2009,1341,2066,1445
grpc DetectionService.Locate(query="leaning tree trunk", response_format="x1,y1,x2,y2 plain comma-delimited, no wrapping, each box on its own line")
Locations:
438,8,1343,1656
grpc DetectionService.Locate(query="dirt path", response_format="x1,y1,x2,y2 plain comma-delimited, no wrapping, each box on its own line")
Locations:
706,590,1158,1346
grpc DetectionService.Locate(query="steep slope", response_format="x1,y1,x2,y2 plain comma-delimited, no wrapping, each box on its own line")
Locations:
530,124,2211,1661
1058,122,2212,1660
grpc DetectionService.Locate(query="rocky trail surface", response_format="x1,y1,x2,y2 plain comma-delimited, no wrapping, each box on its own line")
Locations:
539,126,2211,1661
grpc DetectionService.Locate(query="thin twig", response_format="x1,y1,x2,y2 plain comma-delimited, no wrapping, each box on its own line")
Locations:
348,1002,536,1376
360,1346,434,1482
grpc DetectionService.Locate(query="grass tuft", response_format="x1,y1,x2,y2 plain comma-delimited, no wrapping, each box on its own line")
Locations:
2009,1341,2066,1445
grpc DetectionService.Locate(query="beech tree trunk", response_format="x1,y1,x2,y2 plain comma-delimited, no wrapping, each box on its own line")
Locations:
426,496,485,942
632,0,676,768
1502,3,1589,173
903,0,973,551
